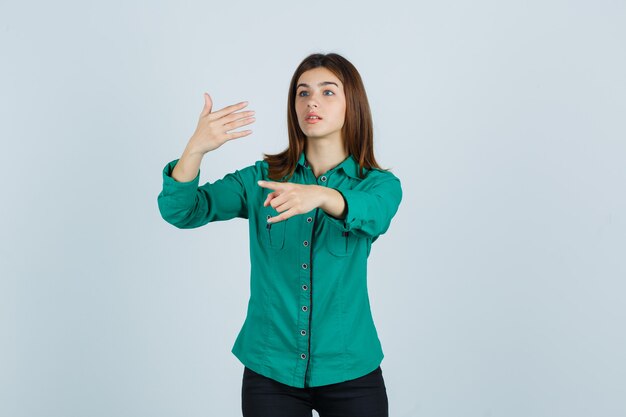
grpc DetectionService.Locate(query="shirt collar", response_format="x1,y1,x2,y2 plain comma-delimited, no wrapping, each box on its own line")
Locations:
297,151,308,168
297,151,363,179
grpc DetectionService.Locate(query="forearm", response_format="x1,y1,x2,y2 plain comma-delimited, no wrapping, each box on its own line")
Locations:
171,145,205,182
319,186,347,220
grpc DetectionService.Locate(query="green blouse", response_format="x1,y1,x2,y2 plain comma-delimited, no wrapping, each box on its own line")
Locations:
157,151,402,388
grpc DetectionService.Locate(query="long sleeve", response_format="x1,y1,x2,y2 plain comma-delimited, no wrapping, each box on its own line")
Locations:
324,170,402,239
157,159,250,229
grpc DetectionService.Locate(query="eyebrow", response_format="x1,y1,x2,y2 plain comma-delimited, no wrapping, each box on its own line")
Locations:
296,81,339,89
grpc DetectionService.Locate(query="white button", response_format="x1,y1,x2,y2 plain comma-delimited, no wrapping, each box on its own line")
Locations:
301,353,307,359
302,263,308,269
306,217,313,223
302,285,308,291
303,240,309,247
320,176,327,182
302,306,308,311
301,330,306,336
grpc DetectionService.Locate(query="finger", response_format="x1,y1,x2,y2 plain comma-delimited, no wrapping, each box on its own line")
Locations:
223,115,256,131
221,109,256,126
263,191,277,207
267,207,291,223
224,129,253,141
273,199,295,213
200,93,213,117
211,100,250,119
268,207,296,223
269,193,289,210
257,180,283,190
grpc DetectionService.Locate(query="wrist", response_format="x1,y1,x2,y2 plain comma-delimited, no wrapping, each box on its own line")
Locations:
318,186,332,210
319,187,346,219
182,144,206,159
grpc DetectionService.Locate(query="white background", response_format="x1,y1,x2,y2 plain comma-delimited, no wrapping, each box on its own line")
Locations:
1,1,625,416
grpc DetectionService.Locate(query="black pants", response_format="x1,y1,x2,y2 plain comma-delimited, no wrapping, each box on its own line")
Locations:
241,366,389,417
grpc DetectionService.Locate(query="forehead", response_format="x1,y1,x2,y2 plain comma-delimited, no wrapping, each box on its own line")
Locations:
296,67,342,87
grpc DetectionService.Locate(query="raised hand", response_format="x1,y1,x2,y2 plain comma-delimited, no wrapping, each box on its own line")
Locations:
186,93,256,156
171,93,255,183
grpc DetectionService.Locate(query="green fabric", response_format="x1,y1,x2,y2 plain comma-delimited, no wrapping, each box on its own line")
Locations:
157,151,402,388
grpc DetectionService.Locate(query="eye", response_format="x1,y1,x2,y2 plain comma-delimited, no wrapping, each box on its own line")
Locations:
297,90,309,97
323,90,335,96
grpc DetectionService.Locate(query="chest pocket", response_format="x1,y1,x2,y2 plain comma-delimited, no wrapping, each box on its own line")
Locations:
259,205,286,250
327,227,357,257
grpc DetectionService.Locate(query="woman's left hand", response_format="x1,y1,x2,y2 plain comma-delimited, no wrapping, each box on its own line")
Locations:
258,180,326,223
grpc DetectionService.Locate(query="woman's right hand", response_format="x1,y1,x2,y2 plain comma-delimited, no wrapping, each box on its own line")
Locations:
170,94,255,182
185,93,256,156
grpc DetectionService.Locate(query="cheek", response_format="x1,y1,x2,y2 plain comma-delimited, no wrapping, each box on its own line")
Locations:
298,101,310,115
339,103,347,121
294,102,304,118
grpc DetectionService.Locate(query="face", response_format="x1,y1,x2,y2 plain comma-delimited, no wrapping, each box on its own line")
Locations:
294,67,346,143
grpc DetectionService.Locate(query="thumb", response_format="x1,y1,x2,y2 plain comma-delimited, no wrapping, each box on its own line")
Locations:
200,92,213,116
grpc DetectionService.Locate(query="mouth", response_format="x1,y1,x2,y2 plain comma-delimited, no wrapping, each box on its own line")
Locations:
305,113,323,124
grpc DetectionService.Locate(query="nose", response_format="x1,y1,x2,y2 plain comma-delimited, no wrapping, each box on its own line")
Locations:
306,92,319,108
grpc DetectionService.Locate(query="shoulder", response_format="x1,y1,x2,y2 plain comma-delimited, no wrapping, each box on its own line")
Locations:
227,160,267,181
360,167,401,187
367,167,400,179
351,168,402,203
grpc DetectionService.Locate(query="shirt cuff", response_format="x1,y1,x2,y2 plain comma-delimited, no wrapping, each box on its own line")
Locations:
323,188,364,232
160,159,201,200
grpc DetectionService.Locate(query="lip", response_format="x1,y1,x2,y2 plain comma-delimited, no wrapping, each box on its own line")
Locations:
305,112,323,124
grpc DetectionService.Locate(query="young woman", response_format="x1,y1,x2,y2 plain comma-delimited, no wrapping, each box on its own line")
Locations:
158,52,402,417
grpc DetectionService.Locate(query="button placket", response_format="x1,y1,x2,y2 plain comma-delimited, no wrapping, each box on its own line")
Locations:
297,211,315,373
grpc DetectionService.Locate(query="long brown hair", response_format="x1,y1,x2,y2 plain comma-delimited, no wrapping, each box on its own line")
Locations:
263,52,386,181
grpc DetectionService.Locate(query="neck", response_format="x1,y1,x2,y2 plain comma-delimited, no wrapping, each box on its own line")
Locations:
304,138,349,178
